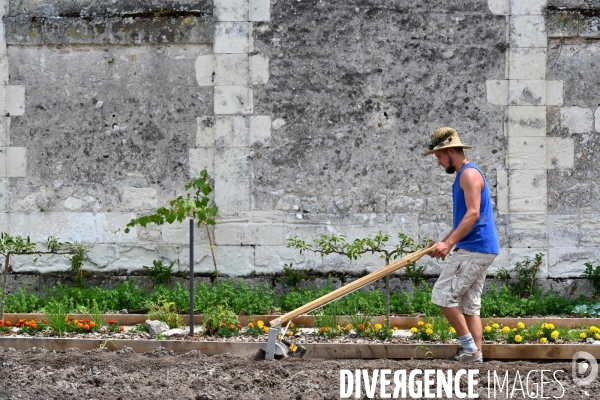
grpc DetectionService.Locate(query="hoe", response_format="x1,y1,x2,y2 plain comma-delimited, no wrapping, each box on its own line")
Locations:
260,245,437,360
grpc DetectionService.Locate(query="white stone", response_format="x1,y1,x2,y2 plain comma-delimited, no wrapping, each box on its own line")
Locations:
0,55,7,85
249,115,271,146
508,80,546,106
249,54,269,85
0,179,6,212
214,0,248,21
249,0,271,21
596,106,600,132
214,86,253,115
560,106,594,134
109,245,161,272
507,106,546,137
214,54,248,86
215,116,250,147
0,212,7,231
6,85,25,116
178,244,255,276
254,246,311,274
486,248,510,277
119,187,158,211
96,212,138,244
488,0,510,15
63,196,85,210
215,211,285,246
214,22,249,54
508,214,548,248
546,81,564,106
214,179,252,212
507,137,546,169
0,117,9,147
6,146,26,177
2,212,30,237
510,0,547,15
510,16,547,48
0,148,5,177
508,169,547,214
161,222,211,245
85,244,118,269
580,213,600,247
508,48,546,80
30,212,97,243
189,148,214,178
11,253,71,273
548,214,579,248
548,247,592,278
496,169,509,215
195,55,214,86
546,137,574,169
509,248,549,278
196,116,215,147
486,79,508,105
214,147,254,179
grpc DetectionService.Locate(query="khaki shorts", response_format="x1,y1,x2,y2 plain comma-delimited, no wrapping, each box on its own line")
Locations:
431,249,497,316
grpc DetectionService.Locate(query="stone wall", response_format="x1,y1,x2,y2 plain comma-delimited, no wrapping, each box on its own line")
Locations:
0,0,599,294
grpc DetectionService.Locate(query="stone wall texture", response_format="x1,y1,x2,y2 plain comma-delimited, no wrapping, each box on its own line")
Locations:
1,0,599,291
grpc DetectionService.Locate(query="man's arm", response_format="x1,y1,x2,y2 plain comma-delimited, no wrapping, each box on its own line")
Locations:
430,168,483,258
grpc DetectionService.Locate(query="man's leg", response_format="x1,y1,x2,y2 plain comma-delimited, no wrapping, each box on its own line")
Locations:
465,314,483,351
440,306,469,337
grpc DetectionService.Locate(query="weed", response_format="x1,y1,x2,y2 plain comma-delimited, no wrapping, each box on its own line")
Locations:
143,260,174,287
279,263,308,289
202,303,238,335
348,313,373,338
582,262,600,299
43,301,68,336
146,296,183,329
405,264,425,287
496,253,543,298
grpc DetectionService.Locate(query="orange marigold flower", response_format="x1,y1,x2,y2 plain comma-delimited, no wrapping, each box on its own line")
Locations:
0,321,4,327
83,324,90,331
24,321,31,327
5,321,11,327
220,322,227,328
89,322,95,328
320,327,326,332
237,324,242,330
77,323,83,329
119,326,125,331
357,324,364,330
108,320,115,325
229,324,235,331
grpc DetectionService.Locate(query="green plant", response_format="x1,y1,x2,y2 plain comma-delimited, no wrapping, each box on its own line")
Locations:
583,262,600,299
43,301,69,336
202,303,238,336
495,253,544,298
125,170,219,281
143,260,174,287
572,303,600,318
156,332,166,340
312,310,340,339
279,263,309,289
348,313,373,338
405,264,425,287
146,296,183,329
409,284,442,317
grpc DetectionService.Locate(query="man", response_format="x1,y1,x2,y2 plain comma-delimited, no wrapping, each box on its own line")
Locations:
423,127,500,363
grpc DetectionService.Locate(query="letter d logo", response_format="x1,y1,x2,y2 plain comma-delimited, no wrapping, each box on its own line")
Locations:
572,351,598,386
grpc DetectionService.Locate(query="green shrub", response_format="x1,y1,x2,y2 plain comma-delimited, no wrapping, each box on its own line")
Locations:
143,260,174,286
4,288,41,313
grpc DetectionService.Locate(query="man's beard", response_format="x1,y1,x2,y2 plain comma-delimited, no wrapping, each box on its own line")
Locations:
445,158,456,174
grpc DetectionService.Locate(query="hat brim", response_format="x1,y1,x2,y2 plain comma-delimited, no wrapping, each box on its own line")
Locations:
422,144,472,157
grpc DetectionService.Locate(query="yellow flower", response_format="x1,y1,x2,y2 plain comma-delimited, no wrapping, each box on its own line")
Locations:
425,328,433,335
289,322,294,328
492,323,500,329
537,330,543,337
286,331,293,336
547,323,555,330
502,326,510,334
417,321,424,326
336,325,341,330
590,326,598,333
514,335,522,343
393,327,398,331
541,323,547,329
410,327,418,334
484,326,492,332
263,326,269,334
345,324,353,331
374,324,382,331
517,322,525,329
425,323,432,329
257,320,264,328
551,331,559,339
248,322,254,328
449,327,456,334
540,337,547,344
595,333,600,340
295,328,301,333
580,332,587,339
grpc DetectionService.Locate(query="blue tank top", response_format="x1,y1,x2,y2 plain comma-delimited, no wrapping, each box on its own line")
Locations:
453,163,500,254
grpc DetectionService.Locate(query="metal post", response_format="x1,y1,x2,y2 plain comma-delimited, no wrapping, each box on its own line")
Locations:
189,218,194,336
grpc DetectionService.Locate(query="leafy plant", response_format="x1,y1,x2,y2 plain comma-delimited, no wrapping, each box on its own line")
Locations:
202,303,238,335
495,253,544,298
146,296,183,329
582,262,600,300
348,313,373,338
143,260,174,287
313,309,340,339
572,303,600,318
278,263,309,289
124,170,219,281
405,264,425,287
43,301,69,336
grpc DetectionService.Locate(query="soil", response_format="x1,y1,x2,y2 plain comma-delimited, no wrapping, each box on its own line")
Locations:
0,346,597,400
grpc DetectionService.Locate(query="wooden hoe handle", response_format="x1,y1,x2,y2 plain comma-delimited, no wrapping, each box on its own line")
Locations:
270,245,437,327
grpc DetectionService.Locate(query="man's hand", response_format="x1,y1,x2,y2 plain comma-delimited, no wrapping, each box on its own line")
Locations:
429,241,453,259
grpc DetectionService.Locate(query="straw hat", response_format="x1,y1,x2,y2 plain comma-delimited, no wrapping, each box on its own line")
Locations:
422,127,472,156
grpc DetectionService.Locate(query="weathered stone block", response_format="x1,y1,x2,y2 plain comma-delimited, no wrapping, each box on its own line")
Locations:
510,0,547,15
508,48,546,80
507,137,546,169
254,245,311,274
508,80,546,106
546,137,574,169
496,168,509,215
2,212,29,237
0,180,6,212
6,146,26,177
161,222,211,245
507,106,546,137
6,85,25,115
560,106,594,133
0,55,7,85
214,0,249,22
487,0,510,15
0,117,9,147
215,116,250,147
195,55,214,87
215,211,285,246
11,252,71,273
548,214,579,248
547,11,580,37
0,148,5,177
249,54,269,84
29,212,96,243
486,79,508,105
214,54,248,86
508,169,547,214
548,247,593,278
196,116,215,147
596,106,600,132
86,244,118,269
580,16,600,38
178,244,255,276
108,245,161,272
508,214,548,248
510,16,547,48
189,147,215,178
546,80,563,106
486,248,510,277
249,0,271,21
214,22,249,54
580,213,600,247
214,179,252,212
214,86,253,115
119,187,158,211
510,248,549,278
215,147,254,179
95,212,137,244
249,115,271,146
